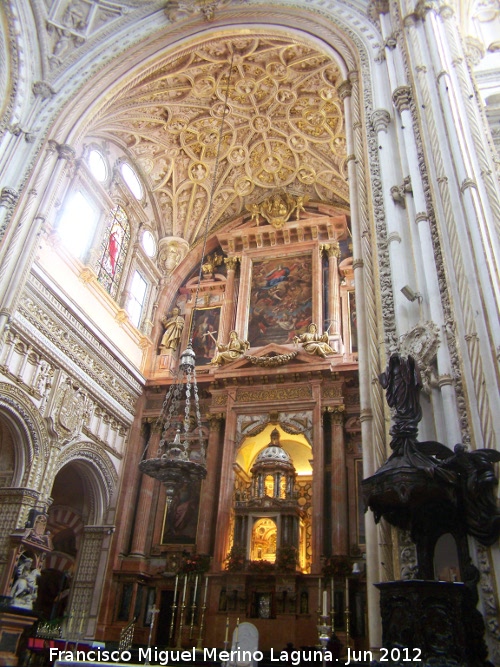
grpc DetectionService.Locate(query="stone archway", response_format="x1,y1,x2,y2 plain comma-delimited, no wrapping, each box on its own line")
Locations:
47,451,117,637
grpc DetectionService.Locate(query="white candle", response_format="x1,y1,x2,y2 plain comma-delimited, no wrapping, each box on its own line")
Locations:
182,574,187,605
235,617,240,644
203,576,208,605
193,574,199,601
173,575,178,601
318,577,322,611
322,590,327,617
224,616,229,643
330,577,334,611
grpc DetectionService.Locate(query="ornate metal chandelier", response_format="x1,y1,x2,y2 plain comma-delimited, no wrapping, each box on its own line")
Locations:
139,343,207,506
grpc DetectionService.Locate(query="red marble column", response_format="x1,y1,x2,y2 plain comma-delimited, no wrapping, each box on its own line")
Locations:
212,390,238,571
129,424,161,556
311,383,324,574
197,414,224,554
220,257,240,341
331,406,348,555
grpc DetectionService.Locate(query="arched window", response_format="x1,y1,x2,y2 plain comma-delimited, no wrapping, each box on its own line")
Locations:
87,149,108,183
120,163,143,200
57,190,100,259
96,205,130,298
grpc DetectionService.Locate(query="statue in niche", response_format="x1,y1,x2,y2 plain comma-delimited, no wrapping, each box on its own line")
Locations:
10,557,40,609
211,330,249,365
294,323,334,358
160,307,185,352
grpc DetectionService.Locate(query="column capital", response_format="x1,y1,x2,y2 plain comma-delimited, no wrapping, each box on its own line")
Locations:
32,81,56,99
0,187,19,209
331,405,346,425
414,0,441,20
208,413,224,431
224,256,240,271
368,0,389,21
371,109,391,133
392,86,412,113
338,80,353,101
56,143,76,161
321,241,341,259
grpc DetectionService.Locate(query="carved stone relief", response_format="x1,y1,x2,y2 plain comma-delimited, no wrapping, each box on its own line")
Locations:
400,321,440,394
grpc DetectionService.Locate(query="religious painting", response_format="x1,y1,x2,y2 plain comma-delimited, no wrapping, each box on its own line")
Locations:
248,254,313,347
348,290,358,353
190,307,221,365
162,479,201,545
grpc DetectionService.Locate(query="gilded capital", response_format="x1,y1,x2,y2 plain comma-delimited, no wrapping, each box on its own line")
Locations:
321,242,341,259
224,256,240,272
331,405,346,425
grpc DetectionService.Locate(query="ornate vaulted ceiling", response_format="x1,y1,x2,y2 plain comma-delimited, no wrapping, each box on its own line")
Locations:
88,34,349,246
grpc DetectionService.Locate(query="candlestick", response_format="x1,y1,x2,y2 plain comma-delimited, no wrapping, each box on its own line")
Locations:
203,575,208,605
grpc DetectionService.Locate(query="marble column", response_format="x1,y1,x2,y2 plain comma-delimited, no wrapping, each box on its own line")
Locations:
129,423,161,556
311,382,324,574
330,406,348,555
212,390,238,571
220,257,240,342
197,414,224,554
322,242,343,351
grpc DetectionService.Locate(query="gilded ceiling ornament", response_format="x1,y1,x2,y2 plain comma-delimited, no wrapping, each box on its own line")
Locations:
258,191,298,229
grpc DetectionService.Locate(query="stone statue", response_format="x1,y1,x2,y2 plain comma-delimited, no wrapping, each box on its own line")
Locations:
293,323,334,358
210,330,249,365
160,307,185,352
10,558,40,609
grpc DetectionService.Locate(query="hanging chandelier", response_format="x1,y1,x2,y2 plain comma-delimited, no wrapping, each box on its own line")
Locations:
139,51,235,505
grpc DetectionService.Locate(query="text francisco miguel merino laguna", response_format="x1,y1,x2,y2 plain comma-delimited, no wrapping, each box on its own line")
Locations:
51,646,373,665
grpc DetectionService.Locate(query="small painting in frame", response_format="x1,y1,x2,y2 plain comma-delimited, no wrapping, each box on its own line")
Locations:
162,479,201,545
190,307,221,365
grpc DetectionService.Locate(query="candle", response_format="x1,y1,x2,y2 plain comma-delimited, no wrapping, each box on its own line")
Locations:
182,574,187,605
235,617,240,644
322,590,327,617
224,616,229,643
318,576,322,611
330,577,334,611
345,577,349,611
173,575,178,601
203,576,208,605
193,574,199,602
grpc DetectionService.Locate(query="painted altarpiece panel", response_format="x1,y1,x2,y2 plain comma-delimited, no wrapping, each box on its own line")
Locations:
189,307,221,365
161,480,201,545
247,254,313,347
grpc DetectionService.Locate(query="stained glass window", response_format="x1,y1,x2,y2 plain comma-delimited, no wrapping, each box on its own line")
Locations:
96,205,130,298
